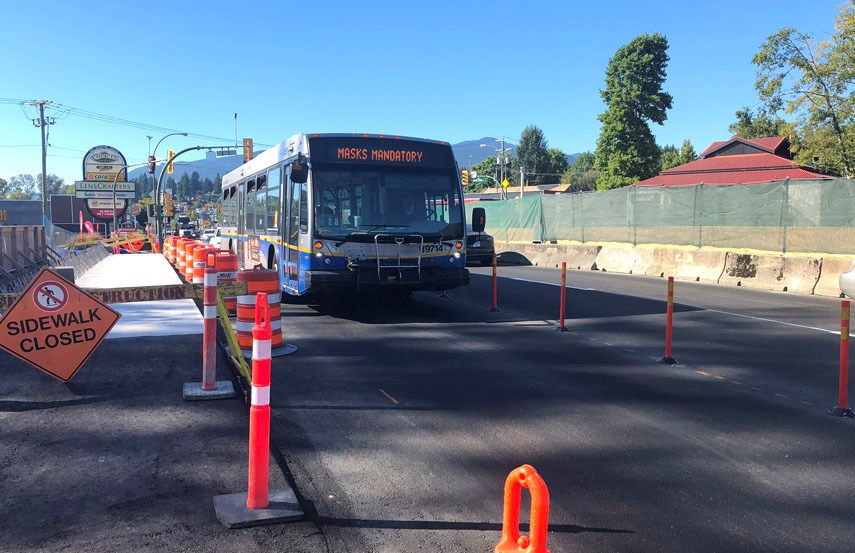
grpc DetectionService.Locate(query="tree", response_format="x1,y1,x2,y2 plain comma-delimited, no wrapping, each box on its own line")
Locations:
189,171,202,197
9,174,37,197
562,151,599,192
753,3,854,176
728,106,791,138
516,125,551,186
546,148,569,183
660,145,682,170
0,177,10,198
680,139,697,164
595,33,673,190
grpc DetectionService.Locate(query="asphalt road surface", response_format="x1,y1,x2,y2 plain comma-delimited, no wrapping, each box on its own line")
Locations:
270,265,855,553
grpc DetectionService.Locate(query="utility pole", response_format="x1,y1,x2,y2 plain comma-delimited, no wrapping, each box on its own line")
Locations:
30,100,55,218
519,166,525,200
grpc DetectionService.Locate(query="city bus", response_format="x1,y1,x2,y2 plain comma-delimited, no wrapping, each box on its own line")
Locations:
219,133,485,298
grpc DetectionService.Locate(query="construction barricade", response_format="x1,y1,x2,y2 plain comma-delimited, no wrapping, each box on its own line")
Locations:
193,245,214,284
235,266,295,358
211,250,239,315
184,242,200,282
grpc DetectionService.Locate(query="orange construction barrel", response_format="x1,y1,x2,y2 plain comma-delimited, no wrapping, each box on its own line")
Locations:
176,238,191,274
192,245,214,284
236,266,282,352
166,236,177,265
184,242,200,281
211,250,238,314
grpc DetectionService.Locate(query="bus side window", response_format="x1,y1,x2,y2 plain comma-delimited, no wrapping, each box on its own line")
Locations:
255,174,267,233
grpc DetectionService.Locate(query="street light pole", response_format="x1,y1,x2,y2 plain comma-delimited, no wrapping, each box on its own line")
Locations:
111,162,149,234
150,132,188,235
146,135,153,196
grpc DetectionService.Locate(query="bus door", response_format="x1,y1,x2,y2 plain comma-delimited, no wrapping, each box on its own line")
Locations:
236,182,246,263
285,173,300,292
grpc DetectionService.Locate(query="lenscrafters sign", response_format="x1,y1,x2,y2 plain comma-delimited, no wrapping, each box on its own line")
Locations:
74,145,130,221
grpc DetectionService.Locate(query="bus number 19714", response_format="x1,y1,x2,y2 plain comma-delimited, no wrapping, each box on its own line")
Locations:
421,244,445,254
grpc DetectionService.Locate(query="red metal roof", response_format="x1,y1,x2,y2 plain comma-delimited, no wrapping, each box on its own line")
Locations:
699,136,787,157
663,152,798,173
636,153,830,186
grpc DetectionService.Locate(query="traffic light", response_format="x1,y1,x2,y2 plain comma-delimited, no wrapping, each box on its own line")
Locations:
163,192,174,218
461,169,469,186
243,138,254,163
166,149,175,174
147,155,155,174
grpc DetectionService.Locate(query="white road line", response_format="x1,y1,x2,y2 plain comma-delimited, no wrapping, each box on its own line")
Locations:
702,308,839,335
507,276,593,291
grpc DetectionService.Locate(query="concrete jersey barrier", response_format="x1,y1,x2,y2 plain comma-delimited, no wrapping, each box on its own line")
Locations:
594,246,636,274
815,257,850,298
493,241,844,297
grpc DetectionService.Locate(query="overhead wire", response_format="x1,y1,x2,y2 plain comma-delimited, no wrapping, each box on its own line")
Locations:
1,98,274,148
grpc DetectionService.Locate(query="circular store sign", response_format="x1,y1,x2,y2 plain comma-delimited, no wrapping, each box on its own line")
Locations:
82,145,128,182
86,198,127,220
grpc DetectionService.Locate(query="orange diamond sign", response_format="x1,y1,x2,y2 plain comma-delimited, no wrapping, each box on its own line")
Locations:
0,267,121,382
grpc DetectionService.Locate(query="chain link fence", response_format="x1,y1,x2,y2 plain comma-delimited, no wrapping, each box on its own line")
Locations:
467,178,855,255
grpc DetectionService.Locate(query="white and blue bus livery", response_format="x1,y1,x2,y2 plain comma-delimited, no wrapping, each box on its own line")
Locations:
219,133,486,297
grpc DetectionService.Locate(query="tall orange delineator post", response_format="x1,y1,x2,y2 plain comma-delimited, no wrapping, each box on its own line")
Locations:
213,293,304,528
490,252,500,313
494,465,550,553
183,265,235,401
829,300,855,418
658,276,677,365
247,293,272,509
556,262,569,333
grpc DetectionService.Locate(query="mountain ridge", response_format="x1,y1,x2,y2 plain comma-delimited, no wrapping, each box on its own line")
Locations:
127,138,582,183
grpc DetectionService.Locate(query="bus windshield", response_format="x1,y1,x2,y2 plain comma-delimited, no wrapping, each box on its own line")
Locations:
311,163,463,240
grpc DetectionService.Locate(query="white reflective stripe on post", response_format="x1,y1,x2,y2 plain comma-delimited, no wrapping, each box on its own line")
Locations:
236,319,282,332
204,305,217,319
253,338,272,360
251,385,270,406
204,272,218,286
237,292,282,305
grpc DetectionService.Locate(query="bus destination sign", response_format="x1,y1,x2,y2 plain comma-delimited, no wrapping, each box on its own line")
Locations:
309,136,454,169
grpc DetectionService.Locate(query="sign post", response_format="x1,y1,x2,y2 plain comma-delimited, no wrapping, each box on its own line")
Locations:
0,268,121,382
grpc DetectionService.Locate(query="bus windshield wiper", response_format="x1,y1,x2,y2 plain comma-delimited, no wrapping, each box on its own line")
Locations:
360,224,411,232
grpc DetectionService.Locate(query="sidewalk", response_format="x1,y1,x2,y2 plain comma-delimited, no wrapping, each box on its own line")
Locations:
76,253,203,339
0,253,325,553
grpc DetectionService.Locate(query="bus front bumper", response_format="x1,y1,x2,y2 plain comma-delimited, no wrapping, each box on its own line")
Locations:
306,267,470,293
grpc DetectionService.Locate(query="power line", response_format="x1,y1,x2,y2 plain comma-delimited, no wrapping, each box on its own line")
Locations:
2,98,274,148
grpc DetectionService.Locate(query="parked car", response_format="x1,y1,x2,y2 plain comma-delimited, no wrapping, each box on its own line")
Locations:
465,223,495,266
200,228,217,243
209,228,222,249
840,261,855,298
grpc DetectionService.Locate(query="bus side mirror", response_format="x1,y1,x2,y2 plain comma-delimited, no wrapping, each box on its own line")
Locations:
289,162,308,184
472,207,486,233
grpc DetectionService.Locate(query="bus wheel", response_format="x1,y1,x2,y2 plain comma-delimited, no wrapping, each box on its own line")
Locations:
268,248,280,275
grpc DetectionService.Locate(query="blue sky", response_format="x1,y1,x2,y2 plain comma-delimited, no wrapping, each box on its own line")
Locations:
0,0,845,186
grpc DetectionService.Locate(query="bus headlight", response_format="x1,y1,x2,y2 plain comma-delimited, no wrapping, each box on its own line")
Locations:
453,252,461,259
